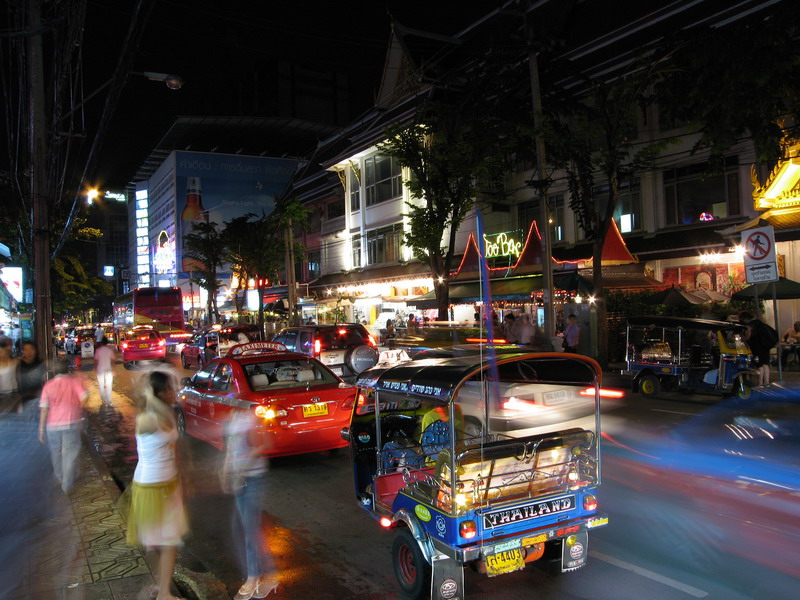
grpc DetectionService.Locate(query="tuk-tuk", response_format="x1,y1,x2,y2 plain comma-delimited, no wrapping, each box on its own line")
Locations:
624,316,757,399
343,353,608,600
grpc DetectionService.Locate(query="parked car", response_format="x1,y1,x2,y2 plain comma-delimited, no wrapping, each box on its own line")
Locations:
119,326,167,365
272,324,378,380
176,341,357,457
64,326,94,355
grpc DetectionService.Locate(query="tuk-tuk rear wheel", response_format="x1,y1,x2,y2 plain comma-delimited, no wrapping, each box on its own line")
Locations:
392,528,431,600
639,373,660,398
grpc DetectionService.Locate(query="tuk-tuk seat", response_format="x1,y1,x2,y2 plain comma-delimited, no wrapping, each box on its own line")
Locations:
374,466,436,511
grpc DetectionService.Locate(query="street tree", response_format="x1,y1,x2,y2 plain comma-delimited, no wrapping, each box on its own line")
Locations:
655,6,800,169
544,60,669,367
380,99,506,320
183,221,227,325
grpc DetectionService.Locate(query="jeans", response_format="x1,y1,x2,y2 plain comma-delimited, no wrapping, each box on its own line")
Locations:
234,473,275,579
46,425,82,493
97,371,113,405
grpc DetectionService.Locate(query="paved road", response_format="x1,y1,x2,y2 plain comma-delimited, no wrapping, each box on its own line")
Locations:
83,350,798,600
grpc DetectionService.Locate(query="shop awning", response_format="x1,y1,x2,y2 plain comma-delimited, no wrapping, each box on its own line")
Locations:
410,277,542,307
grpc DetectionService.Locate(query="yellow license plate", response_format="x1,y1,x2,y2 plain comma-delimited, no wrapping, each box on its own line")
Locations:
302,403,329,418
485,549,525,577
139,343,150,348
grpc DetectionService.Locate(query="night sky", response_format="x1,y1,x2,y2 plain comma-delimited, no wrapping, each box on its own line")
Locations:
84,0,498,189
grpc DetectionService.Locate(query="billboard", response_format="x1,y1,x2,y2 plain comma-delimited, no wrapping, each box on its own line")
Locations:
0,266,23,302
175,151,298,279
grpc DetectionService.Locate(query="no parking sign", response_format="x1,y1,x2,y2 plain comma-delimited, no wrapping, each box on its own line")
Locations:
81,340,95,358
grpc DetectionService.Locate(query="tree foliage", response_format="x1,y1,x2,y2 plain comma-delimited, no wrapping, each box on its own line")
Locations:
183,220,227,325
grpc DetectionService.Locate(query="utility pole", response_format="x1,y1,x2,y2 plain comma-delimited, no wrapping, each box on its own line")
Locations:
29,0,53,359
526,10,555,344
284,219,298,326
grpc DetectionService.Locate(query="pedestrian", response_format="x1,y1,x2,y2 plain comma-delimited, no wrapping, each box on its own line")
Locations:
17,340,47,414
780,320,800,366
126,370,188,600
386,318,396,349
0,328,10,347
502,313,517,343
739,311,777,386
221,407,278,600
0,338,19,411
10,324,22,356
94,323,105,344
94,338,115,406
38,359,88,493
406,313,417,334
517,314,538,348
562,314,580,353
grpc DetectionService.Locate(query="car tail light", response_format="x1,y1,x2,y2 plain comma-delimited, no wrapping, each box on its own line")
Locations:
583,494,598,511
121,341,128,350
338,328,347,336
459,520,477,539
500,396,540,414
579,387,625,399
158,339,166,347
367,335,377,347
341,395,355,410
313,338,321,356
255,405,287,420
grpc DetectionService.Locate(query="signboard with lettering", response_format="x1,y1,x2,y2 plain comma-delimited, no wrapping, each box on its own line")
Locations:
741,225,778,283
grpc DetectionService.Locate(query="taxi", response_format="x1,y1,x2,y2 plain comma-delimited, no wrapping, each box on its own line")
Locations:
176,341,357,457
119,326,167,365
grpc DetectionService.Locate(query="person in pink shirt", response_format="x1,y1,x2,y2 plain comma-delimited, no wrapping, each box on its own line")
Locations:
38,360,88,493
94,338,115,406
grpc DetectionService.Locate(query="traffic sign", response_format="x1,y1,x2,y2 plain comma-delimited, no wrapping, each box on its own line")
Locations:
742,225,778,283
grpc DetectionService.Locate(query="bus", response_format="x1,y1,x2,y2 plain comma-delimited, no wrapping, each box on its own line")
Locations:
113,287,192,347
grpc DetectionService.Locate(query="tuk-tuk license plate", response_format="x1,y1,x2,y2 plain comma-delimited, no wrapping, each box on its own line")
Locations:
302,403,329,418
485,549,525,577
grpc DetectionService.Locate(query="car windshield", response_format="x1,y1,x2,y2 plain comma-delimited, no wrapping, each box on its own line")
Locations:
244,358,339,390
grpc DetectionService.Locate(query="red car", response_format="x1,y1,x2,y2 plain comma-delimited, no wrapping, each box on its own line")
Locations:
119,326,167,365
176,341,357,457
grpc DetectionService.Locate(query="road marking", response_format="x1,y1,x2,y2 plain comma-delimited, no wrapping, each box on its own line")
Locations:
590,551,709,598
650,408,697,416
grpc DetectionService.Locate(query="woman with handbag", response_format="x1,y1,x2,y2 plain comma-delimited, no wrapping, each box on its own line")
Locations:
221,406,278,600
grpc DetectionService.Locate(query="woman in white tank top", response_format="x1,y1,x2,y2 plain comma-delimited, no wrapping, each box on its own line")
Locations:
126,370,188,600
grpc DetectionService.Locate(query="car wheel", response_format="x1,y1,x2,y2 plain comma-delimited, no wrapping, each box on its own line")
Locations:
392,528,431,600
346,344,379,374
638,373,660,398
181,353,189,369
175,408,187,437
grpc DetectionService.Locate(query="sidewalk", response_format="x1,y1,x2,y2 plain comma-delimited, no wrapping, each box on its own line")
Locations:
6,427,155,600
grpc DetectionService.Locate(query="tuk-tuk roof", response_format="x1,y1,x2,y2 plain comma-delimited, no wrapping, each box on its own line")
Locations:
355,353,602,402
627,315,744,331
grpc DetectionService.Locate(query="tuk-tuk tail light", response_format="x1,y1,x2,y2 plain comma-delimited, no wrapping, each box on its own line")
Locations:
583,494,598,511
380,517,393,528
460,520,477,539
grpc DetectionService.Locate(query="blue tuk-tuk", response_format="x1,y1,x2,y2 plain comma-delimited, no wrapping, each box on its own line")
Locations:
342,353,608,599
624,316,757,399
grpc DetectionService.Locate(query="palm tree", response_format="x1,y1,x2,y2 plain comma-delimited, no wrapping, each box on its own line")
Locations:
183,220,227,325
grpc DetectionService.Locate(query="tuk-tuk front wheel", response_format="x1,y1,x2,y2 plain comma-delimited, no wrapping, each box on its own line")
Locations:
638,373,661,398
734,375,752,400
392,528,431,600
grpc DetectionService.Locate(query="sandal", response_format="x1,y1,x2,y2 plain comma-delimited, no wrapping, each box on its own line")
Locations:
234,582,258,600
253,575,279,599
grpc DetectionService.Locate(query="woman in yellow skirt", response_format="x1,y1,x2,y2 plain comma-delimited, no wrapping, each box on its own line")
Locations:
126,370,188,600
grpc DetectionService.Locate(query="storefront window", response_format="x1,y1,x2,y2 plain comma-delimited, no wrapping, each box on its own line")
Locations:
350,165,361,211
367,224,403,265
517,194,564,243
664,157,739,225
365,155,402,206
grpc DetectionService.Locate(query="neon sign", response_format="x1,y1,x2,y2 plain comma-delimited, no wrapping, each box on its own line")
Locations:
483,232,522,259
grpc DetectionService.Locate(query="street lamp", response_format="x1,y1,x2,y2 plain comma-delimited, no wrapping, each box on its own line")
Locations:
142,71,184,90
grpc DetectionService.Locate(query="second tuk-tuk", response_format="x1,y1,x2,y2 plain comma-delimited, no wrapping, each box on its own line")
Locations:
342,353,608,600
624,316,757,399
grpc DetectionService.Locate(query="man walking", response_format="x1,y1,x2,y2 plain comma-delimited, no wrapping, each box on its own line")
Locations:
94,338,115,406
563,314,580,353
10,324,22,356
